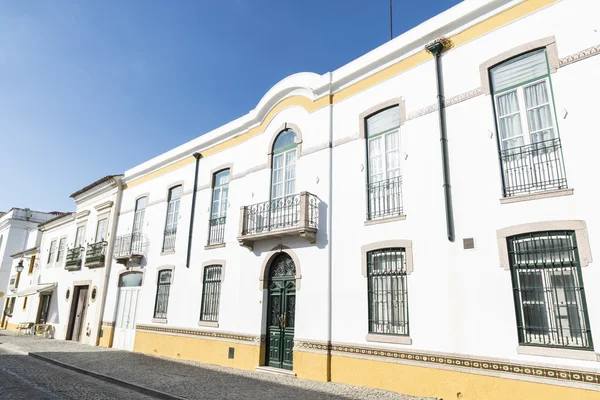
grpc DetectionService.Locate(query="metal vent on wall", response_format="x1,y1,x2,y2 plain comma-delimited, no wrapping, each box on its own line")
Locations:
463,238,475,250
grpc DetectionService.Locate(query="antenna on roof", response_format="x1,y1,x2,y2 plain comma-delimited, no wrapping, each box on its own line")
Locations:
389,0,393,41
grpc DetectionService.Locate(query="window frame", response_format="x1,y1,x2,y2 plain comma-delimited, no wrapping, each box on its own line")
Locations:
211,169,230,220
162,185,182,252
199,262,224,325
507,231,593,350
270,129,298,203
27,255,36,275
152,268,174,321
47,240,57,265
56,237,67,264
133,196,148,235
95,218,108,243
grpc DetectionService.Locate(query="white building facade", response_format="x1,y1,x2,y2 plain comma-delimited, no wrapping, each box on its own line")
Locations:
3,176,123,346
96,1,600,399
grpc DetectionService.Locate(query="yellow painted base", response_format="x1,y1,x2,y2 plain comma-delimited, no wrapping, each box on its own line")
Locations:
294,351,330,382
4,322,17,332
330,355,598,400
99,326,114,348
133,331,260,371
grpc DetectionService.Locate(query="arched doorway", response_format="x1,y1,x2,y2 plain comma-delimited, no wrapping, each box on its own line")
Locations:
113,271,143,351
266,253,296,370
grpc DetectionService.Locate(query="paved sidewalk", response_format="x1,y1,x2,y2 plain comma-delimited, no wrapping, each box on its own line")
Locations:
0,332,430,400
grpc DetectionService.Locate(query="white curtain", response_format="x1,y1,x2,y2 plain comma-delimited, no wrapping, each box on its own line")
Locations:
368,137,384,182
524,82,555,143
385,131,400,178
497,91,524,150
284,150,296,196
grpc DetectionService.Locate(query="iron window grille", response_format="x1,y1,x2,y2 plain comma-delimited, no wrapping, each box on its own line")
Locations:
200,265,222,322
65,246,84,269
153,270,172,319
366,176,404,220
85,241,107,267
367,248,409,336
508,231,592,349
162,228,177,252
491,49,568,197
207,217,226,246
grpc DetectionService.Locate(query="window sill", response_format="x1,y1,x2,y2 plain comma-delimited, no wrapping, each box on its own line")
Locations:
364,215,406,226
517,345,598,361
198,321,219,328
160,250,176,256
366,333,412,345
205,243,226,250
151,318,168,324
500,188,573,204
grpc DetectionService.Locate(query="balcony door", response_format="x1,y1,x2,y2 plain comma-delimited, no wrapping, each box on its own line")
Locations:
95,218,107,242
270,129,297,230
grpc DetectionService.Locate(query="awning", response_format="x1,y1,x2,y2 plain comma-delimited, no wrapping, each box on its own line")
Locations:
15,283,56,297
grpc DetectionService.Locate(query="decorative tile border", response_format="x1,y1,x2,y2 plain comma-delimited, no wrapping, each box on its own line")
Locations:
101,321,115,328
302,142,330,157
294,340,600,387
136,324,261,345
560,44,600,67
332,133,360,148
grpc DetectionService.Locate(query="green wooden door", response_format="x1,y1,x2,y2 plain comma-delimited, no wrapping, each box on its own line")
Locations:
266,254,296,370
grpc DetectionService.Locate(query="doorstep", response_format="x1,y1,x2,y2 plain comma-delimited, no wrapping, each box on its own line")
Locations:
255,366,296,377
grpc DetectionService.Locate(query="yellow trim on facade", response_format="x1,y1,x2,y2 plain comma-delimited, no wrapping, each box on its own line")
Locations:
330,355,598,400
4,322,18,332
99,326,114,348
123,0,559,190
133,330,260,371
294,351,330,382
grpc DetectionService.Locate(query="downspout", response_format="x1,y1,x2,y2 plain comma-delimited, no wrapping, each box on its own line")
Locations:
96,177,123,346
326,72,334,381
186,153,202,268
426,39,455,242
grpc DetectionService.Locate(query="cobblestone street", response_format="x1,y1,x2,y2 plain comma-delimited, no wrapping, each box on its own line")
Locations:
0,332,429,400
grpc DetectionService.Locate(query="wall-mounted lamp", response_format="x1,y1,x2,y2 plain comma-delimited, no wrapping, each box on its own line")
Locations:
15,260,24,273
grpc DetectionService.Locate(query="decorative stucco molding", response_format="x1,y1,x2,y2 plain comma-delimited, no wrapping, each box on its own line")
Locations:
560,43,600,67
75,210,90,220
94,201,114,212
496,220,592,270
479,36,559,95
360,239,414,276
259,245,302,290
301,142,330,157
332,133,360,148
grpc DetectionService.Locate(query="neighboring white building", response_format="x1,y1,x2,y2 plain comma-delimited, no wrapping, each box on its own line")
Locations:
0,208,57,311
94,1,600,399
3,175,123,346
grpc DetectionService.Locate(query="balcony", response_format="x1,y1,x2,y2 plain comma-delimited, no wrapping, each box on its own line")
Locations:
113,233,148,265
207,217,226,247
162,228,177,252
238,192,318,250
500,138,568,197
84,241,107,269
367,176,404,221
65,247,84,271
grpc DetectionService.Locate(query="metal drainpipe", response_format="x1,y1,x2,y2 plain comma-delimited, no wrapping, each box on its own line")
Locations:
186,153,202,268
426,40,455,242
96,177,123,346
326,72,334,381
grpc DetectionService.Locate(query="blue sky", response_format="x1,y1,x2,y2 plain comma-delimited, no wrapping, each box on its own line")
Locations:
0,0,461,212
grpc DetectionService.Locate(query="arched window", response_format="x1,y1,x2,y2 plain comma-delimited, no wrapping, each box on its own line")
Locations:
163,185,182,252
133,196,147,235
200,265,222,323
271,129,297,201
490,49,566,197
153,269,172,319
118,271,143,287
365,106,403,220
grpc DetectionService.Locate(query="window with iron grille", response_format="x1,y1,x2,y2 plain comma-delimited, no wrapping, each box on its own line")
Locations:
208,170,229,246
508,231,592,349
367,248,409,335
365,106,403,220
490,49,567,197
163,186,182,252
153,270,172,319
200,265,222,322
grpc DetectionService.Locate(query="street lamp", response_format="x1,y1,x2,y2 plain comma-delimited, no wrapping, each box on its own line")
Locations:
15,260,24,273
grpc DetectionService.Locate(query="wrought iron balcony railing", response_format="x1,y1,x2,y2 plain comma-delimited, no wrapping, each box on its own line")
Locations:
65,246,84,271
238,192,318,250
113,232,148,265
84,241,107,269
367,176,404,220
500,138,568,197
207,217,226,246
162,228,177,252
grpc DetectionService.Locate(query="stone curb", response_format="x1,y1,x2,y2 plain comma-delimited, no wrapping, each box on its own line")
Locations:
28,352,187,400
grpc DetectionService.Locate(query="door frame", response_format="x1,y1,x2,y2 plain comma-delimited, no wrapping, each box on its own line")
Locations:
66,282,91,341
112,270,144,350
261,248,300,370
36,293,52,324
